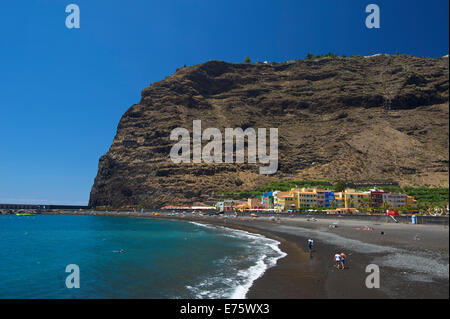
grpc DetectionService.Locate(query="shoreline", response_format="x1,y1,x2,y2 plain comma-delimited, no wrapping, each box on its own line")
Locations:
38,211,449,298
175,216,383,298
186,220,288,299
184,218,328,298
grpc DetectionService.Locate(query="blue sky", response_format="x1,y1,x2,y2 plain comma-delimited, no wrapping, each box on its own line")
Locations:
0,0,448,205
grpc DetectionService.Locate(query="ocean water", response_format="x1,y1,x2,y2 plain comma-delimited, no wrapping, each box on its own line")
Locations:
0,215,285,299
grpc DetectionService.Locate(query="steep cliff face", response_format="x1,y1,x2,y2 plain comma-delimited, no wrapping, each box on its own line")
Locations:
89,55,449,208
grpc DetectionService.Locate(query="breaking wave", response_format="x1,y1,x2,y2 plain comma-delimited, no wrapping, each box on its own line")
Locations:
187,222,287,299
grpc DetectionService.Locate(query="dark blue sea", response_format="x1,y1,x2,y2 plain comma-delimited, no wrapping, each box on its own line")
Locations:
0,215,285,298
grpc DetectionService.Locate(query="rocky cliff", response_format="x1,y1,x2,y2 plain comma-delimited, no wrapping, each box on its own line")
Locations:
89,55,449,208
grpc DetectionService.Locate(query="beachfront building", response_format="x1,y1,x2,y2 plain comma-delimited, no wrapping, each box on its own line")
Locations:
240,187,417,213
293,189,317,208
273,191,286,211
333,192,345,208
382,193,407,208
334,190,371,208
332,196,344,208
216,200,240,212
248,197,262,210
262,192,274,209
320,189,335,207
370,189,386,208
334,189,417,210
276,191,297,212
316,190,326,207
272,191,279,208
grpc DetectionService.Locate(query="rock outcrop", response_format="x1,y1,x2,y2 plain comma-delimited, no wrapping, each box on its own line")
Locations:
89,55,449,208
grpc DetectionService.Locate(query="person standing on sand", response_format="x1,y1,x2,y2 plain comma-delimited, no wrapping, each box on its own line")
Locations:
334,253,341,269
340,253,346,269
308,239,314,251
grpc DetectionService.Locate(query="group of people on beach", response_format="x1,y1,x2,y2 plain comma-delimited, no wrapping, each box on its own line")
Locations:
307,239,347,270
334,252,346,270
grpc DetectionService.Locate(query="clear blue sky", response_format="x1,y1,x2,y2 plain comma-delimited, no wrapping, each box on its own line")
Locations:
0,0,448,205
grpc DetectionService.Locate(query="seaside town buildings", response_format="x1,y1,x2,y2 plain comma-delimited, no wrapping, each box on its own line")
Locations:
161,187,420,213
214,187,418,212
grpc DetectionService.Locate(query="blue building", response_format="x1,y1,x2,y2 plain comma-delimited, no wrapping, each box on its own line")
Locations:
324,191,335,207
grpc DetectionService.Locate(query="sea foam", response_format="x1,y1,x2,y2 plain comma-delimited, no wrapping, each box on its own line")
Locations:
188,222,287,299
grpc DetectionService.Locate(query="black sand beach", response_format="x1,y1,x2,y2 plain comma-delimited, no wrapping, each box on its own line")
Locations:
45,211,449,299
176,215,449,299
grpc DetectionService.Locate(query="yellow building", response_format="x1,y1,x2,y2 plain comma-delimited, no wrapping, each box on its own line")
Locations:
293,189,318,208
335,190,371,208
276,192,297,212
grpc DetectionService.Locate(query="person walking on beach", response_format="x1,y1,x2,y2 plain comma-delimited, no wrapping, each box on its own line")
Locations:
334,253,341,269
340,253,346,270
307,239,314,252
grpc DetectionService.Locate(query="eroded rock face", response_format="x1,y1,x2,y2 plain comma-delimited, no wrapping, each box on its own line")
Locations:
89,55,449,208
